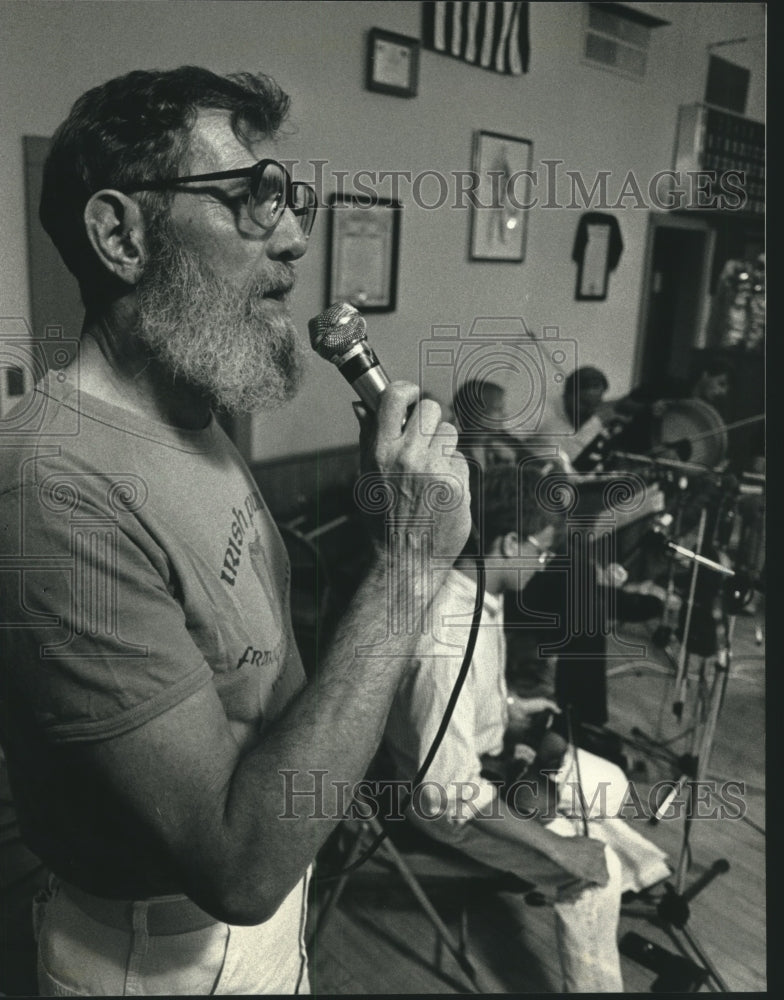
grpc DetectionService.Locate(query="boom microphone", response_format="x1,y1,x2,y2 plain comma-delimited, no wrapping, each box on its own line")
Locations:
308,302,390,411
644,527,734,577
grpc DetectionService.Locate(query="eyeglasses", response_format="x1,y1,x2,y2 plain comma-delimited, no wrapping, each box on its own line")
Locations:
126,158,317,237
526,534,555,566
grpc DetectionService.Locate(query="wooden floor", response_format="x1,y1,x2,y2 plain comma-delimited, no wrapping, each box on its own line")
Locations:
306,607,766,994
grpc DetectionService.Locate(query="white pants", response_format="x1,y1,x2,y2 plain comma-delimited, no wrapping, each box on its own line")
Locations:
554,748,672,894
409,803,624,991
543,748,669,991
408,748,671,991
547,816,625,992
34,877,310,996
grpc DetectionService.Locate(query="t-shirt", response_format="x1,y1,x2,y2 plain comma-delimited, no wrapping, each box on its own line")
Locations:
0,374,306,904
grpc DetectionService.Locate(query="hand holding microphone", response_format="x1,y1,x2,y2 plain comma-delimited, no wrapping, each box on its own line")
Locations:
308,302,471,562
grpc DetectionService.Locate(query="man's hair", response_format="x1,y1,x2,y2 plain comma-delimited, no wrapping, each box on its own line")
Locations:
481,458,555,546
452,378,504,431
564,365,609,396
40,66,291,303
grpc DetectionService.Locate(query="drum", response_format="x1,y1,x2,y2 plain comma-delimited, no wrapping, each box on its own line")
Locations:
657,398,727,469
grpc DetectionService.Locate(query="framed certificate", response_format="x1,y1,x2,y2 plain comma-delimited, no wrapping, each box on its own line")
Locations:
366,28,420,97
327,195,402,312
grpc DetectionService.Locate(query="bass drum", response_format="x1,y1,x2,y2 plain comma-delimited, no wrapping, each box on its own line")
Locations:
657,398,727,469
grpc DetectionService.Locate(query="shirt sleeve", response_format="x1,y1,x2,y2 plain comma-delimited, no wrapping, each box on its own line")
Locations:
561,413,606,462
386,632,499,825
0,483,213,743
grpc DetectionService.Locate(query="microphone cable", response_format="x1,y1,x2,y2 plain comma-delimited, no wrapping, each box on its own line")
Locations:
307,300,489,877
315,545,486,879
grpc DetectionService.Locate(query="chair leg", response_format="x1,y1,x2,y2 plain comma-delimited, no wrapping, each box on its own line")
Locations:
367,817,485,994
459,903,469,953
308,826,366,948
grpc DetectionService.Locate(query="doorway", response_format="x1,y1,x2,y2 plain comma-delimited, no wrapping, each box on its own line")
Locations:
633,213,716,390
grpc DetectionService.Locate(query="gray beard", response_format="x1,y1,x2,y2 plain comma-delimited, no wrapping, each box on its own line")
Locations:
135,224,308,415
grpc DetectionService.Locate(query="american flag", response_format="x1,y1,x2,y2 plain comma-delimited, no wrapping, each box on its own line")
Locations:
422,1,530,76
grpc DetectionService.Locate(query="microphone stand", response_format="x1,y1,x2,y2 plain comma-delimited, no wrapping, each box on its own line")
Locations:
610,455,731,762
625,509,724,771
611,504,712,767
628,565,753,993
651,478,690,650
606,454,691,684
652,860,731,993
605,456,749,990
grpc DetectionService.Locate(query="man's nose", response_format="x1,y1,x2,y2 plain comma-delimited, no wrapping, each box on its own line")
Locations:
266,207,309,261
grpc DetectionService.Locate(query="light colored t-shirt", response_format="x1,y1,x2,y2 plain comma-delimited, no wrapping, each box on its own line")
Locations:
0,374,308,982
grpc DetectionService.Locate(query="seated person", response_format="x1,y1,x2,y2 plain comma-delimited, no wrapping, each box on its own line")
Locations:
522,365,624,474
610,357,732,465
384,462,671,993
453,374,665,724
451,378,518,470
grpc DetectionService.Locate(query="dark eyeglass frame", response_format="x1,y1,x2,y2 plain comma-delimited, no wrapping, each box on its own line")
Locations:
124,158,317,236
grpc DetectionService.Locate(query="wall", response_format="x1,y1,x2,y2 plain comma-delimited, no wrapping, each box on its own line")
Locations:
0,1,765,459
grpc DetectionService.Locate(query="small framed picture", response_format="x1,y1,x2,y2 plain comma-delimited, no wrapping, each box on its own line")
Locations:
366,28,420,98
469,130,533,262
328,194,402,312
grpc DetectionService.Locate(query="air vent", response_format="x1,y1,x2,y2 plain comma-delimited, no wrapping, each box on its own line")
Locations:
583,3,654,79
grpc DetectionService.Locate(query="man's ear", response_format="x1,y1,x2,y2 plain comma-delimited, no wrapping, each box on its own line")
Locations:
83,191,148,286
501,531,519,558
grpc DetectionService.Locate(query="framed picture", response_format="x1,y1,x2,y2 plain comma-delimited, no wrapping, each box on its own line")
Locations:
328,194,402,312
469,130,533,262
366,28,420,97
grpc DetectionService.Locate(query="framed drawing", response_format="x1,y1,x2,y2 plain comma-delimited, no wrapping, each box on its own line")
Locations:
366,28,420,97
469,130,533,262
328,194,401,312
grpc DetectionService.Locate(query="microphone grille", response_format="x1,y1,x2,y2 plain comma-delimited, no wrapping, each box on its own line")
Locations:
308,302,367,362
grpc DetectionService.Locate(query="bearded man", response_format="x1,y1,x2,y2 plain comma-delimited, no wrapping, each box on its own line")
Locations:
0,67,471,995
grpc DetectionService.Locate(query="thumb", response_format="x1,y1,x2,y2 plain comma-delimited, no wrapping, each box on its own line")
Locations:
352,400,370,424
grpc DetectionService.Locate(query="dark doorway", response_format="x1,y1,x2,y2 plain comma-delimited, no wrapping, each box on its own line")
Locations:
634,214,715,389
634,211,764,472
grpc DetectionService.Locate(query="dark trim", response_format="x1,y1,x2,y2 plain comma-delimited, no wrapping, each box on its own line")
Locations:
594,2,670,28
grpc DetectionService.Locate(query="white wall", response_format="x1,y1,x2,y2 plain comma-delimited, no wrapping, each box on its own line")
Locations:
0,1,765,459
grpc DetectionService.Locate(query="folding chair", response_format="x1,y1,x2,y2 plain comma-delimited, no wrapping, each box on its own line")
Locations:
308,812,537,994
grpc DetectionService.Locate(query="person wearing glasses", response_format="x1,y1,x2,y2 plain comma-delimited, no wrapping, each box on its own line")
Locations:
0,67,471,995
383,461,671,993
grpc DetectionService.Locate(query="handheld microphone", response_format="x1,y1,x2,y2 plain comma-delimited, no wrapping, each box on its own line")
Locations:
308,302,390,412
